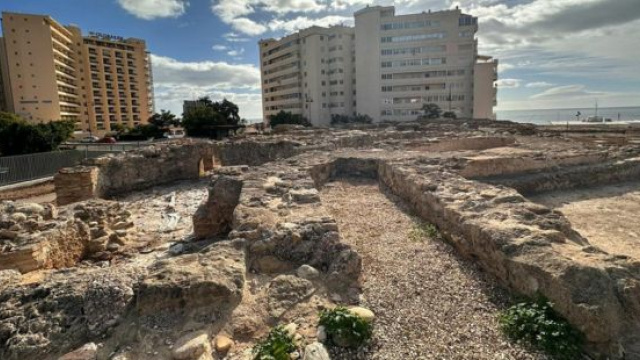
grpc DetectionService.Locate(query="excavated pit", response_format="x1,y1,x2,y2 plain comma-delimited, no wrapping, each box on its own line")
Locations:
319,179,545,359
529,181,640,261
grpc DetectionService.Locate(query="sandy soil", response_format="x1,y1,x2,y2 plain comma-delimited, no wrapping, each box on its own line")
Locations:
320,179,546,360
529,181,640,260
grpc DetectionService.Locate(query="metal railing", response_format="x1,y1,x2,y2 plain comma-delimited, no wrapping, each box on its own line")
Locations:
0,150,111,187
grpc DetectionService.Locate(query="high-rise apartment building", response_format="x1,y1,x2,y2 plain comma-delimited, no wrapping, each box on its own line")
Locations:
259,6,497,126
0,12,154,135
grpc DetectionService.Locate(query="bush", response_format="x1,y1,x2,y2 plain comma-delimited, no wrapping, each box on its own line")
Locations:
499,297,583,359
318,307,373,348
268,110,311,127
442,111,457,119
408,222,439,241
330,113,373,126
421,103,442,119
0,112,75,156
252,325,298,360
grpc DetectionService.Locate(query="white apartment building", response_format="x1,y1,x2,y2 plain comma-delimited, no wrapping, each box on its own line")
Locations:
259,5,497,126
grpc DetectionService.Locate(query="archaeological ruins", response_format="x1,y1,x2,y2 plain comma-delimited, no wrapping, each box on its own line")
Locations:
1,120,640,360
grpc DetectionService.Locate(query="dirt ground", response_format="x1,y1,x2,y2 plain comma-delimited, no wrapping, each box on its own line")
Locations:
529,181,640,260
320,179,546,360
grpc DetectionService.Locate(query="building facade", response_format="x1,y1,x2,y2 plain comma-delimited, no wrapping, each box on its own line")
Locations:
259,6,497,126
0,12,154,135
259,25,355,127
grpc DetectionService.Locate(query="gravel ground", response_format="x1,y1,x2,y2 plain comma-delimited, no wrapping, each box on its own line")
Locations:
320,179,547,360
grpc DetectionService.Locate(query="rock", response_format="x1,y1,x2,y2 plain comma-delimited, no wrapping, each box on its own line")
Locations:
14,203,45,216
58,342,98,360
302,342,330,360
254,255,293,273
0,229,18,239
173,331,211,360
138,241,245,313
316,326,327,343
267,275,315,318
213,335,233,354
10,212,27,222
107,242,121,252
88,236,109,253
289,189,320,203
169,243,185,256
43,204,58,220
112,221,134,230
348,307,375,323
283,323,298,337
297,264,320,280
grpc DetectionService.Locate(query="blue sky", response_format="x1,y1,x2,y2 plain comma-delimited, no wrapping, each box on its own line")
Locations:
1,0,639,119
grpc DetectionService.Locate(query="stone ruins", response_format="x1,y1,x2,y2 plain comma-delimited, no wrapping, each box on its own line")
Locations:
1,120,640,359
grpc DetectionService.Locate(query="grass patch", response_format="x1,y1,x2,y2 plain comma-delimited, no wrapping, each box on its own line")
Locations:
499,297,583,360
252,325,298,360
319,307,373,348
408,222,439,241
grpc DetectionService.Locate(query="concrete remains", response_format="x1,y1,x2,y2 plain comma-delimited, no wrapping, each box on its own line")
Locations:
2,120,640,359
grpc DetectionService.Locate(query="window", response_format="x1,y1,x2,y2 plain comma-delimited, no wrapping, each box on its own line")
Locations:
381,32,446,43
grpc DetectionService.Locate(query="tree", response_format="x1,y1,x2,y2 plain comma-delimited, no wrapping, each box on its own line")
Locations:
149,109,180,128
442,111,457,119
0,112,74,156
182,98,243,137
268,111,311,127
421,103,442,119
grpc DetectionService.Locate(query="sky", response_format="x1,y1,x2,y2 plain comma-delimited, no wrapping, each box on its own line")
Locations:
1,0,639,120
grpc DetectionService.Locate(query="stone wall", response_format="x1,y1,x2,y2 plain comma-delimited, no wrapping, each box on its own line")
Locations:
376,159,640,359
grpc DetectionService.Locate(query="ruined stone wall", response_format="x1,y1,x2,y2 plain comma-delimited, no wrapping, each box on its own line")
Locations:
55,139,303,205
376,159,640,359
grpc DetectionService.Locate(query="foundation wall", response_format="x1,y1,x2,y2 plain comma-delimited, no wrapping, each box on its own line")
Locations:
376,159,640,359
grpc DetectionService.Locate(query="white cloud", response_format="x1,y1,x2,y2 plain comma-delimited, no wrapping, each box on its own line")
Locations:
227,48,245,57
223,32,251,42
525,81,555,88
268,15,353,33
212,44,228,51
229,17,268,35
151,54,263,119
530,84,607,99
496,78,521,88
151,54,260,89
117,0,188,20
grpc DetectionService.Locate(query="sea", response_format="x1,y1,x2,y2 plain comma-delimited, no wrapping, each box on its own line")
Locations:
497,106,640,125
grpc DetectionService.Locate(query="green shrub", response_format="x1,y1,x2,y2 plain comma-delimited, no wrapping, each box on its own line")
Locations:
408,222,439,241
499,297,583,359
318,307,373,348
252,325,298,360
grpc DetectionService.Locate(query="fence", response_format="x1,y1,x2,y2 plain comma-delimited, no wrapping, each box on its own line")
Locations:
0,150,113,187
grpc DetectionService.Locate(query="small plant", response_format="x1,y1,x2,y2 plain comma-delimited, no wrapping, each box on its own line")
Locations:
408,222,439,241
499,297,583,360
252,325,298,360
318,307,373,348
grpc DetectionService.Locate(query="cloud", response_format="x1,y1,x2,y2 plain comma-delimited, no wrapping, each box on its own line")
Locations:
117,0,188,20
268,15,353,33
223,32,251,42
530,84,608,99
211,0,326,35
496,78,521,88
525,81,555,88
154,85,263,120
212,44,228,51
227,48,245,57
151,54,263,119
229,17,268,35
151,54,260,89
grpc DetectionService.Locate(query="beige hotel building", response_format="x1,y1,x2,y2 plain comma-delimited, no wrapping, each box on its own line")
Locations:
259,6,498,126
0,12,154,135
